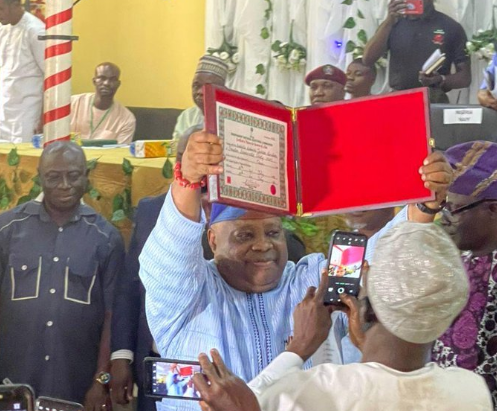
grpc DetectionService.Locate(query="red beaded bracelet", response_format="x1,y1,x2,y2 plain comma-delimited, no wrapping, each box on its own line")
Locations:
173,162,207,190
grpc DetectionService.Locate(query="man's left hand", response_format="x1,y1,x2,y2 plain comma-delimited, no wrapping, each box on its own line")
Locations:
419,151,453,208
418,71,443,88
84,382,110,411
193,349,261,411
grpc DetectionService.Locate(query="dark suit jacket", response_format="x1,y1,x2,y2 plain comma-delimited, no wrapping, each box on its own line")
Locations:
111,193,306,409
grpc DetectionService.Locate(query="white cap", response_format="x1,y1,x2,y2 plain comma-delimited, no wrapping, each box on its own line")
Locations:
368,222,469,344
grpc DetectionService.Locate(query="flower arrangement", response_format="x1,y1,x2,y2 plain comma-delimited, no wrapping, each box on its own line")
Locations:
466,7,497,61
207,27,240,74
271,21,307,72
466,30,497,61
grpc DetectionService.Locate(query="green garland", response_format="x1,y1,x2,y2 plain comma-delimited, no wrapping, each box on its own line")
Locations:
0,149,174,228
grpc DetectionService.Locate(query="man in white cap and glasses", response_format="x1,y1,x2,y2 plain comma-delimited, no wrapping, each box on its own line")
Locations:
192,222,493,411
171,55,228,140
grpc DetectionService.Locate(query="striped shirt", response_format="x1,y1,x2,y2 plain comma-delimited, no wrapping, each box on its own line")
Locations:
139,192,407,411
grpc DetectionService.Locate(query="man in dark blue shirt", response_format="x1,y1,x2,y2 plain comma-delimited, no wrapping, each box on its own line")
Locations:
363,0,471,103
0,142,124,407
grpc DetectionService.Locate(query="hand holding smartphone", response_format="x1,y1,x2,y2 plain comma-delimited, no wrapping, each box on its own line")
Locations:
324,231,367,305
143,358,202,401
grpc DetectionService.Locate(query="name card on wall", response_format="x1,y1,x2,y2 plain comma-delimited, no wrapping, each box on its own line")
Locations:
443,108,483,125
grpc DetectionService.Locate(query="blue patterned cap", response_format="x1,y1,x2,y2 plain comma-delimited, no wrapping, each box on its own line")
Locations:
209,203,248,226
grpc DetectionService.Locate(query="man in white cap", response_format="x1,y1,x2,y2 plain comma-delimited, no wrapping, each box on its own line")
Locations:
193,222,492,411
172,55,228,140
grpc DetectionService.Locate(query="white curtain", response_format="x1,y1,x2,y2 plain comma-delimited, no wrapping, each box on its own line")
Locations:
266,0,307,106
205,0,496,106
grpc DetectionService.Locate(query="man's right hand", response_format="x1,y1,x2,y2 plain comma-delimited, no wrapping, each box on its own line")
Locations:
387,0,407,24
180,131,224,183
286,270,334,362
110,359,134,405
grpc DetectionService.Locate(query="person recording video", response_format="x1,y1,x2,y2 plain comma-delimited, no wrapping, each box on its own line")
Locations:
138,129,452,411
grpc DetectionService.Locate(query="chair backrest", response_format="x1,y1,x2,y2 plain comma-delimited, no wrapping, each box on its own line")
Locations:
127,107,183,141
430,104,497,150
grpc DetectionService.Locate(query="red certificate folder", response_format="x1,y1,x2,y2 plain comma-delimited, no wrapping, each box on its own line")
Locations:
204,84,434,216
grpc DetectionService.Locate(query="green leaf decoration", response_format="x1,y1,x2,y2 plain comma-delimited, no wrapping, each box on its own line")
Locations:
111,209,126,222
0,178,8,195
346,40,357,53
122,158,134,176
343,17,356,29
357,29,368,44
31,175,41,185
341,0,353,4
271,40,281,52
112,194,124,213
7,148,20,167
298,220,319,237
86,158,98,171
0,196,10,209
357,9,365,19
17,195,32,206
260,27,270,40
28,184,42,198
256,84,266,95
89,188,101,200
162,158,173,179
281,217,297,232
123,188,132,216
256,63,266,75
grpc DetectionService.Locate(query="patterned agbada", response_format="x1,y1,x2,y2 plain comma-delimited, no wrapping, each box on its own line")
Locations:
432,140,497,409
433,251,497,407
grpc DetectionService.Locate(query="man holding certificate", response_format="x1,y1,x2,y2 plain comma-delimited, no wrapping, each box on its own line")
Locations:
139,128,452,411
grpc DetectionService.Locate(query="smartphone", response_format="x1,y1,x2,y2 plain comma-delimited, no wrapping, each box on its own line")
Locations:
402,0,424,15
143,357,202,401
0,385,34,411
324,231,367,305
35,398,83,411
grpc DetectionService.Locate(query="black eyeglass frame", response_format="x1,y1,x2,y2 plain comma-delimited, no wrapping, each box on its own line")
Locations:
442,198,497,216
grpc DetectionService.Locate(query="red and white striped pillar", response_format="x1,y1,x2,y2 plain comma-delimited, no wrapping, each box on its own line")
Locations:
43,0,74,145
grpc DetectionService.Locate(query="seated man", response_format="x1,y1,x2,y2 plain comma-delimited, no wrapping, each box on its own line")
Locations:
139,130,451,411
172,55,228,140
433,141,497,407
477,52,497,111
345,58,377,99
71,62,136,144
194,222,492,411
0,142,124,406
305,64,347,105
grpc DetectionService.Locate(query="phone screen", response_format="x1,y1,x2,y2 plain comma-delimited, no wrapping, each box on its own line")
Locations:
0,386,34,411
144,358,202,401
403,0,424,15
324,231,367,305
35,397,83,411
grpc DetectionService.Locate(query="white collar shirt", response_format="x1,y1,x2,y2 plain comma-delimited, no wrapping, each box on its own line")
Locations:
0,11,45,142
249,352,493,411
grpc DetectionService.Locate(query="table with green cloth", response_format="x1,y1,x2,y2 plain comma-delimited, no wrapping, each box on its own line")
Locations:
0,143,173,245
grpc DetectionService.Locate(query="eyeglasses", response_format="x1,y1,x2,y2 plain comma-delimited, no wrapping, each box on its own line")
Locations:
442,199,497,217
